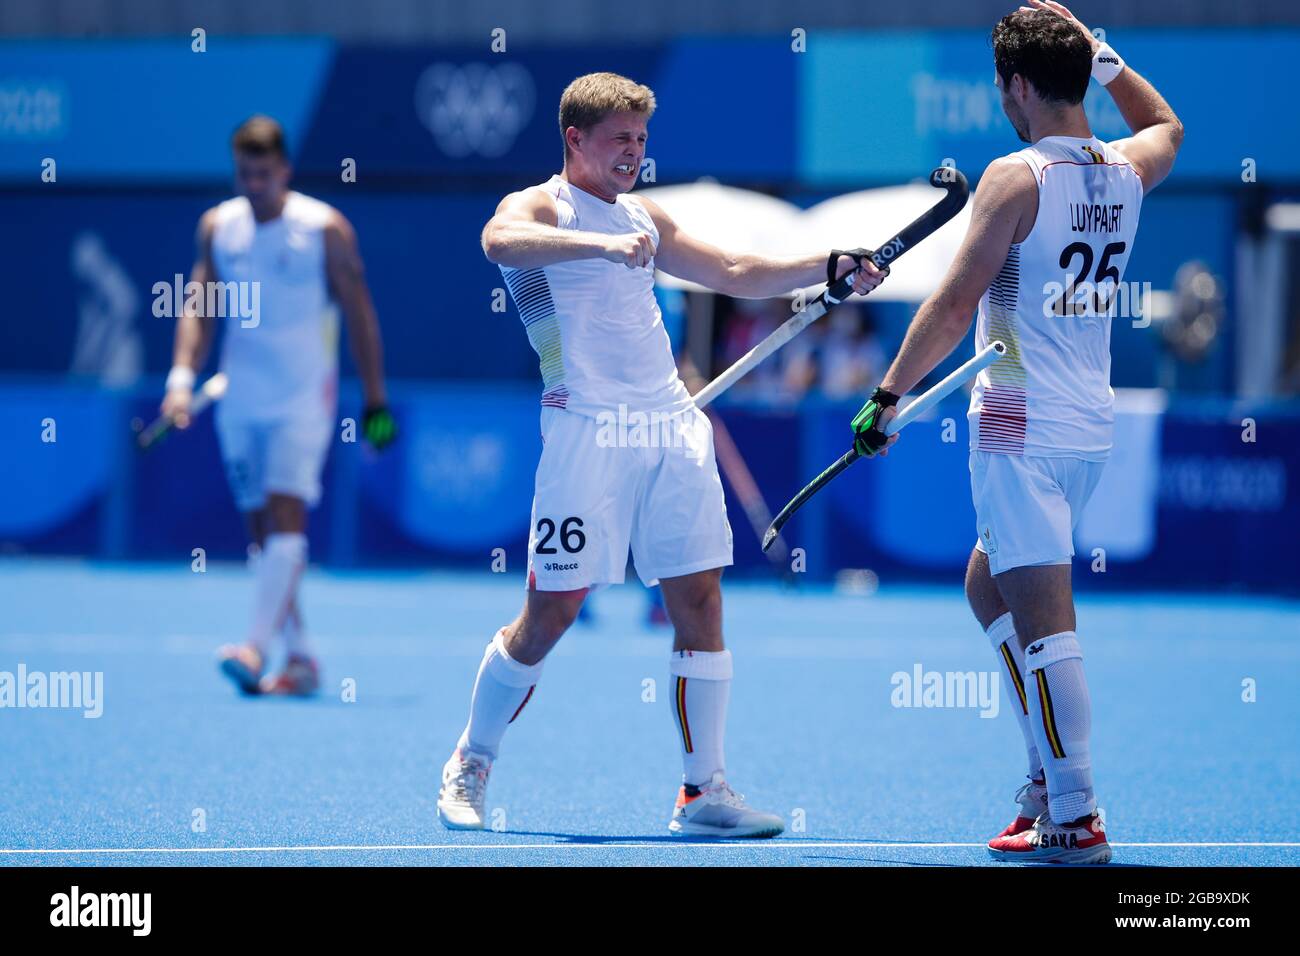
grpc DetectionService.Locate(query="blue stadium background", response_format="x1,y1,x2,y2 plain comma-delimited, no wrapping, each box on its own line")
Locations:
2,28,1298,594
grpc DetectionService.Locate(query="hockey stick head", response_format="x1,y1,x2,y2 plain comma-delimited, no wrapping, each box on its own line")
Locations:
928,164,970,209
867,166,970,271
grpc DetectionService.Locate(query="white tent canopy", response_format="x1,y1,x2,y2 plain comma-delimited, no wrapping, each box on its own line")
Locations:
638,177,972,302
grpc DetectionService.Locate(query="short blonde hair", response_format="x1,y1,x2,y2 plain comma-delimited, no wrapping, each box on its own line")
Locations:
558,72,656,155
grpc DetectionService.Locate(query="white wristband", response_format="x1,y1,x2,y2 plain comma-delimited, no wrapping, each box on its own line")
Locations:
165,366,196,392
1092,43,1124,86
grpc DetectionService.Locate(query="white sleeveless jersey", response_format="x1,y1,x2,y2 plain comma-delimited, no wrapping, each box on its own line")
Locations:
500,175,692,419
968,136,1143,459
210,191,339,421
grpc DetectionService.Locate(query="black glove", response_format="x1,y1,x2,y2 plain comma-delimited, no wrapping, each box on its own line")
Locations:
850,386,900,458
362,405,398,451
827,247,890,285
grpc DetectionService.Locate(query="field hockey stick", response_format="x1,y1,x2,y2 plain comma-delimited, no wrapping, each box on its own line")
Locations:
134,372,229,451
760,341,1005,552
692,166,969,410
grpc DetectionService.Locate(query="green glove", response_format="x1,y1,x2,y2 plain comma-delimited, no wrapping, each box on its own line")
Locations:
850,386,900,458
362,405,398,451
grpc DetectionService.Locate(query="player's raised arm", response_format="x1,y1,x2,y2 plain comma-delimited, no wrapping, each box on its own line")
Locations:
1028,0,1184,192
481,188,655,270
638,195,887,299
161,208,220,429
875,157,1036,402
1098,63,1184,193
325,209,395,449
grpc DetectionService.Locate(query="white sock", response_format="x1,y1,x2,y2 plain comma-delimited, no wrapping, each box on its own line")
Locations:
281,602,313,658
986,613,1043,781
669,649,732,787
247,532,307,655
1023,631,1096,823
456,629,543,761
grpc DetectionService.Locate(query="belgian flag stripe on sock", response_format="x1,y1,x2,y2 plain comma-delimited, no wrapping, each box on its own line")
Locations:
675,677,694,753
999,641,1029,715
1035,670,1067,758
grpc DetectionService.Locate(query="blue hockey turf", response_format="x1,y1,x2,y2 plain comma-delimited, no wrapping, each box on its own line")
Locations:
2,559,1297,867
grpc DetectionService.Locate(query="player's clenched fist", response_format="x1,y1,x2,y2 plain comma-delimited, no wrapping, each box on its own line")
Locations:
838,254,889,296
604,231,656,269
161,388,193,430
829,247,890,297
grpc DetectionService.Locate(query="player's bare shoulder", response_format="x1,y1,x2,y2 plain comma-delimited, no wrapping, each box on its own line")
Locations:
977,155,1039,241
481,186,559,261
287,200,358,275
196,205,221,245
193,205,222,274
492,186,559,227
320,204,357,246
980,156,1037,204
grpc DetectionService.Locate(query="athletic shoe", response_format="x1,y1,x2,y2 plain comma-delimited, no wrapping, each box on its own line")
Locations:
993,778,1048,841
988,808,1111,864
217,643,264,695
436,748,492,830
259,654,321,697
668,771,784,838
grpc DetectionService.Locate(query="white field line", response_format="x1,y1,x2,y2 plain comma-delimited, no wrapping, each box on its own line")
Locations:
2,841,1298,856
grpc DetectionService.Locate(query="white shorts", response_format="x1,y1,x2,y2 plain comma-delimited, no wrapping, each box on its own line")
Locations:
527,406,733,591
215,412,334,511
970,451,1105,576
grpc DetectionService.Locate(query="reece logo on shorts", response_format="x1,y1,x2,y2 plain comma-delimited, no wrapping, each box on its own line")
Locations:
50,886,151,936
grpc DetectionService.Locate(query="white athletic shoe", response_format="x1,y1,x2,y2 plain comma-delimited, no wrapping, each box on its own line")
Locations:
436,748,492,830
668,771,784,839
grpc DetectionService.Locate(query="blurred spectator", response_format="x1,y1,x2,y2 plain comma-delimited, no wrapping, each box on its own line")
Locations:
713,298,885,401
715,297,786,397
819,306,886,398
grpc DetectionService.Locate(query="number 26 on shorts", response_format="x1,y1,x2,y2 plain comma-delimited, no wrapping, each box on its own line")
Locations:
535,516,586,555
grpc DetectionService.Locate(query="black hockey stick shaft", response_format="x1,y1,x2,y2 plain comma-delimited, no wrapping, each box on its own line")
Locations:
693,166,970,409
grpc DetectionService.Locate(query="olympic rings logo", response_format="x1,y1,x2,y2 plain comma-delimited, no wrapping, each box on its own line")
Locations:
414,62,536,159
